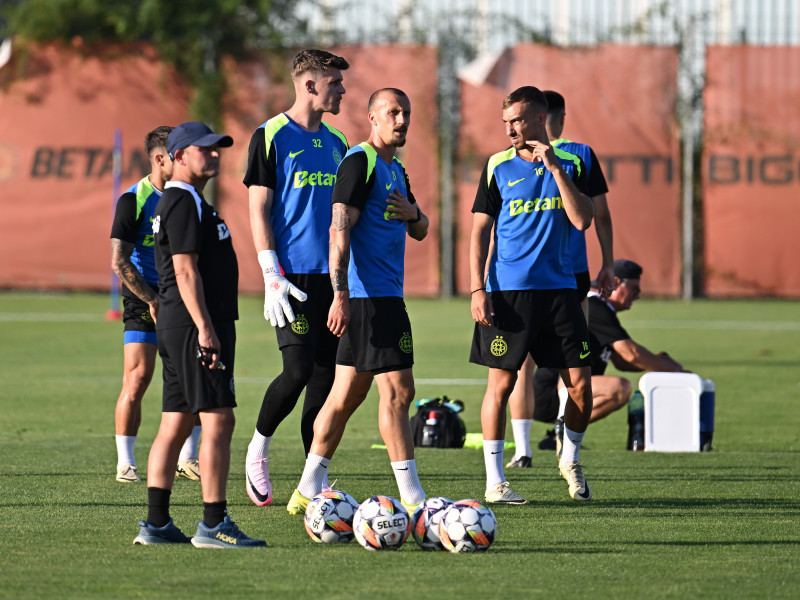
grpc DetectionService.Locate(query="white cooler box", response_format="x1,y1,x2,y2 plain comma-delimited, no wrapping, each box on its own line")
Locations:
638,372,709,452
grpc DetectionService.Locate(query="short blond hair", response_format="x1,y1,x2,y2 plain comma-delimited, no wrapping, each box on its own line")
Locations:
291,49,349,79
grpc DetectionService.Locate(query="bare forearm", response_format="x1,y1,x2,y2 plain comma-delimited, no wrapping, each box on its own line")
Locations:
248,185,277,253
407,210,429,241
554,168,593,230
614,340,683,372
174,260,214,337
329,204,352,293
593,195,614,267
111,238,156,303
469,217,492,291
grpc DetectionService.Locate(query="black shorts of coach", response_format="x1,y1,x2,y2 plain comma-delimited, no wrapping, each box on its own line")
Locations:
158,321,237,413
469,289,591,371
336,297,414,375
122,285,157,334
275,273,339,356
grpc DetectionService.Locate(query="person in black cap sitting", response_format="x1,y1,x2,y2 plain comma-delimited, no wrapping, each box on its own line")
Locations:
133,122,265,548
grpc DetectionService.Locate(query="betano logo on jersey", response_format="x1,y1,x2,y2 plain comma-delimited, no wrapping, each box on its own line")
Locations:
293,170,337,189
509,196,563,216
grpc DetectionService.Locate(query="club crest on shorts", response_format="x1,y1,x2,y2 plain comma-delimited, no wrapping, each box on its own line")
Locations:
399,332,413,354
140,310,153,323
291,314,310,335
490,336,507,357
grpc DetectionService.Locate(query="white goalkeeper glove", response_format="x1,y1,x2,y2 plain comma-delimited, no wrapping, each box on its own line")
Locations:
258,250,307,328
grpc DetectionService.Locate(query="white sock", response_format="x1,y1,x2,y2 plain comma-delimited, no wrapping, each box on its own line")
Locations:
560,426,585,463
391,459,425,505
557,386,569,419
483,440,506,488
247,429,271,458
179,425,202,460
510,419,533,459
116,435,136,468
297,453,330,498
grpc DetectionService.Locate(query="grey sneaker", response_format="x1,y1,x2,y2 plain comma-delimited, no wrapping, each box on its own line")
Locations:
484,481,528,504
505,455,532,468
559,461,592,501
133,518,191,545
176,458,201,481
116,464,141,483
191,515,266,549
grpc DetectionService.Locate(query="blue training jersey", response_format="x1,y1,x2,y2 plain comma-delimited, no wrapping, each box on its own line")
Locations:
472,147,588,291
331,143,415,298
552,139,609,274
111,176,162,285
247,114,348,274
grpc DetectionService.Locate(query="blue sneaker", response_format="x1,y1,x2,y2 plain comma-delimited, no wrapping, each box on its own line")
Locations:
133,518,191,545
191,515,266,549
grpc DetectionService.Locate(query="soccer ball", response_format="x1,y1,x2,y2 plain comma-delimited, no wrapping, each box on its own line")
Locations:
410,496,454,551
438,499,497,553
352,495,411,551
304,490,360,544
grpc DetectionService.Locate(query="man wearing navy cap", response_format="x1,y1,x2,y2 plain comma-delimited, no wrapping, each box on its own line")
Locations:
133,122,265,548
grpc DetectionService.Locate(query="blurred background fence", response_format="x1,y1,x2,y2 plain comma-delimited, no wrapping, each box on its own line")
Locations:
1,0,799,297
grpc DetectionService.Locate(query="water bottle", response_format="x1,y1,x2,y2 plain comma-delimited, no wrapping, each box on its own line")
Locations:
421,411,440,447
699,379,715,451
627,391,645,451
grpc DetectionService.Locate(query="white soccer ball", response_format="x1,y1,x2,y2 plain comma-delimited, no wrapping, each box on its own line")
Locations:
352,495,411,551
304,490,360,544
410,496,454,551
438,499,497,553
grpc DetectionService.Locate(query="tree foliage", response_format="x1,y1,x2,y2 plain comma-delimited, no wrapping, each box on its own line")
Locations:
1,0,306,126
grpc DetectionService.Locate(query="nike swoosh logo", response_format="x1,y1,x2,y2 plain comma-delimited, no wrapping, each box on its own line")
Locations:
395,468,409,471
385,183,392,190
508,178,525,186
580,351,591,359
577,482,592,499
289,149,305,158
490,451,503,455
246,472,270,503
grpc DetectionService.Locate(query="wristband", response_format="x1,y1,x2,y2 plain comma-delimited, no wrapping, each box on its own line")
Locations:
257,250,281,277
471,287,486,294
408,205,421,224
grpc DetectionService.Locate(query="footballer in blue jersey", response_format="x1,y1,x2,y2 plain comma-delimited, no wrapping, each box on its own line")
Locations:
109,126,199,484
243,49,350,509
293,88,430,513
469,86,596,505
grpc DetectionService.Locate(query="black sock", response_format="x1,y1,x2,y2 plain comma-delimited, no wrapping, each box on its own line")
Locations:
146,487,171,528
203,501,227,528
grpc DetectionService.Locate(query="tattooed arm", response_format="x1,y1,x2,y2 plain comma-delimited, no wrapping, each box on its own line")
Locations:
327,202,361,337
111,238,158,322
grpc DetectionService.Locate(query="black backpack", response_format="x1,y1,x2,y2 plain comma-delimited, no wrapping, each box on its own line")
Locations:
409,397,466,448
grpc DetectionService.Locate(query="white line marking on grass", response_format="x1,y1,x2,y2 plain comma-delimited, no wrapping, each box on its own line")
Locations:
625,320,800,331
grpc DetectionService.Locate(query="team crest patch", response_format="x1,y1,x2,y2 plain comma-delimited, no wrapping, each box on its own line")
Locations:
490,336,507,357
399,332,413,354
291,314,310,335
332,147,342,165
140,311,153,323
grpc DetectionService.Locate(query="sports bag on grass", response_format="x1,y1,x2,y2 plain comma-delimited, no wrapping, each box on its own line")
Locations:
409,396,466,448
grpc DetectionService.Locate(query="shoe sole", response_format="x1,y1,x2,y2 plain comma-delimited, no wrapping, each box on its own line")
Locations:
176,468,201,481
246,473,272,507
191,537,266,549
133,535,188,545
117,477,141,483
485,497,529,505
286,504,307,515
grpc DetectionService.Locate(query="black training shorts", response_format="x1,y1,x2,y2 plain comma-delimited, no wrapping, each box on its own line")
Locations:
469,289,591,371
336,297,414,374
275,273,338,358
158,321,237,414
122,285,156,333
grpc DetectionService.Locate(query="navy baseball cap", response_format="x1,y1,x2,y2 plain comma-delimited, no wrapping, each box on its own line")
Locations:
167,121,233,157
614,259,643,279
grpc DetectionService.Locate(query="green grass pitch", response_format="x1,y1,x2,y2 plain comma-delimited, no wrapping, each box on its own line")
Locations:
1,292,799,599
